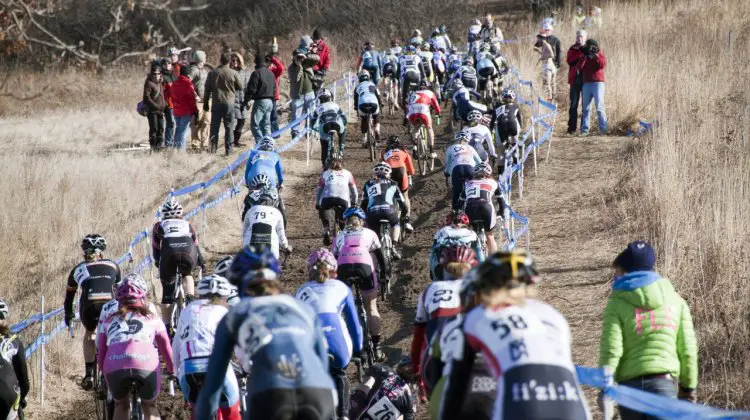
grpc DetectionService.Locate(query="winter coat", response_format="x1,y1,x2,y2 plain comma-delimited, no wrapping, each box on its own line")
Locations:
268,56,286,101
143,78,167,115
171,75,199,118
245,64,276,104
204,64,243,109
234,68,251,120
566,44,586,85
580,51,606,83
313,39,331,72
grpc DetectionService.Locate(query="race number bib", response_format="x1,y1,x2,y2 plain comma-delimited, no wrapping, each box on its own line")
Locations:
73,264,91,286
425,288,459,314
409,103,429,115
439,317,465,363
367,183,382,198
366,396,401,420
465,184,481,199
296,286,319,306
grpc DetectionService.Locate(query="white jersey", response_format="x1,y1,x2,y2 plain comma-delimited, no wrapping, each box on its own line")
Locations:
159,218,192,238
242,204,288,258
399,54,422,79
172,300,228,377
444,143,482,175
295,279,357,358
317,169,357,206
462,125,496,160
416,280,462,325
433,225,479,246
388,46,402,56
355,81,380,114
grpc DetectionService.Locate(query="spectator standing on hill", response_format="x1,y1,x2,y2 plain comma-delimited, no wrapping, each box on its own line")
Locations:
599,240,698,419
171,65,199,150
168,47,183,79
573,4,586,29
579,38,607,134
244,53,277,144
267,52,286,134
161,58,176,148
534,32,556,100
312,28,331,91
204,52,243,155
188,50,211,152
541,22,561,69
566,29,587,134
289,46,317,139
230,52,250,147
143,65,167,150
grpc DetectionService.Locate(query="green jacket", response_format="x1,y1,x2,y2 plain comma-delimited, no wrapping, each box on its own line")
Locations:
599,271,698,389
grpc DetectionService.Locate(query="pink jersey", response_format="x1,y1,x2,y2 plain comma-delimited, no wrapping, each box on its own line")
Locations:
332,228,382,268
97,311,174,375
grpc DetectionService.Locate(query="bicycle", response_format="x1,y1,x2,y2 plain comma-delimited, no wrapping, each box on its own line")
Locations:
382,75,398,116
377,220,394,301
324,129,341,170
126,381,144,420
410,117,437,176
345,277,376,369
94,352,111,420
471,220,489,258
364,113,377,162
230,361,250,415
169,267,200,340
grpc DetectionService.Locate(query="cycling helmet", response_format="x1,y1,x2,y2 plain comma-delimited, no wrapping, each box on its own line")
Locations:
373,162,392,178
421,42,431,51
454,131,470,143
229,246,281,291
81,234,107,254
327,150,343,166
197,274,233,298
0,300,8,320
116,280,147,306
307,248,337,271
472,18,481,26
213,256,234,277
440,245,478,266
386,135,402,149
258,187,279,205
473,162,492,178
367,364,394,382
501,88,516,102
409,37,421,47
405,45,416,53
418,79,430,90
467,110,484,123
358,71,371,82
343,207,366,220
462,57,474,66
258,136,276,151
395,356,417,382
250,174,272,190
445,209,470,226
440,24,447,34
161,196,183,219
412,29,422,38
317,88,333,104
475,251,539,291
432,28,440,37
363,41,373,50
122,273,148,293
390,38,400,47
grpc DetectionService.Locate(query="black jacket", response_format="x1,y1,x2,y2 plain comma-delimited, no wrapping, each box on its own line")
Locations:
244,65,277,105
546,34,562,68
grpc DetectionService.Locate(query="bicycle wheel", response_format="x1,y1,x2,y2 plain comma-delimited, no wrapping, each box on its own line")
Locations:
413,128,427,176
353,283,374,367
368,118,377,162
93,369,107,420
423,126,435,172
130,387,144,420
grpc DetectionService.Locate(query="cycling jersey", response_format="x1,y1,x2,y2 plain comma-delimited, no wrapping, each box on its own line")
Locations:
0,334,29,419
447,54,462,73
242,204,288,258
388,46,402,56
431,36,448,52
407,89,440,128
429,226,483,279
358,50,383,84
313,102,348,137
460,179,503,232
432,51,447,75
452,85,480,106
152,218,202,298
65,259,121,331
399,54,423,85
97,299,158,336
382,54,399,78
418,51,435,81
354,81,381,116
439,299,591,420
194,295,335,419
360,178,405,214
468,25,481,41
244,149,284,188
295,279,364,368
381,148,415,192
241,188,287,223
476,52,498,78
350,370,416,420
316,169,358,208
333,227,385,296
491,102,522,141
463,125,496,161
444,144,482,178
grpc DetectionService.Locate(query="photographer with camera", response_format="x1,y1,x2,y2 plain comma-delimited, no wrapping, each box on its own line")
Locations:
311,28,331,92
578,38,607,135
566,29,587,134
288,37,319,138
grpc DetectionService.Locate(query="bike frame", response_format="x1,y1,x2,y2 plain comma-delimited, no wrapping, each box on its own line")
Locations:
347,277,375,368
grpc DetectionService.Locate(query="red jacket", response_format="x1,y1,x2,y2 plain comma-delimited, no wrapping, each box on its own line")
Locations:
313,40,331,72
268,56,286,101
566,44,585,85
170,75,199,117
579,51,606,83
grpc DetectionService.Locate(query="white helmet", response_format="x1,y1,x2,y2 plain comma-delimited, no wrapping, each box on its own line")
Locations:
467,110,484,123
122,273,149,293
0,300,8,320
197,274,233,298
373,162,392,178
161,196,183,219
213,256,234,277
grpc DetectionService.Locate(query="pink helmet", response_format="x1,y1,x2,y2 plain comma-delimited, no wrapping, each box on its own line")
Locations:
307,248,337,271
116,280,147,306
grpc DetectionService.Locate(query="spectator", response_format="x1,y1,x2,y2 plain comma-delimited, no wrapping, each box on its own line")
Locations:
266,53,286,133
288,48,318,139
311,28,331,91
160,58,176,148
230,52,250,147
243,53,277,143
479,13,503,42
143,65,167,151
171,65,199,150
167,46,182,79
585,6,603,29
534,32,556,100
579,38,607,134
599,240,698,419
204,52,243,155
573,4,586,29
566,30,587,134
541,22,561,69
187,50,211,152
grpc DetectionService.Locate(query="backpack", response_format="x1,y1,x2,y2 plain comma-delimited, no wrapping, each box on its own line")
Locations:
136,101,148,117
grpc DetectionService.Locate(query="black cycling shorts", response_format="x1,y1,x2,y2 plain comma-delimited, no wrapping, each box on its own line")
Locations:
106,368,159,402
339,263,377,294
250,387,335,420
383,63,396,77
465,200,496,231
159,236,197,291
462,76,478,90
80,300,108,331
359,111,381,134
322,121,343,136
0,368,19,420
390,167,408,193
319,197,348,229
365,209,399,231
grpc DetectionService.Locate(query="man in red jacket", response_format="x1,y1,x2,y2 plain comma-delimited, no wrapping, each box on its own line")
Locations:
566,30,586,134
266,53,286,133
579,38,607,134
312,28,331,92
171,66,199,150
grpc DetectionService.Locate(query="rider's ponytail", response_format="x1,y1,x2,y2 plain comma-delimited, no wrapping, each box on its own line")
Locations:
345,217,363,231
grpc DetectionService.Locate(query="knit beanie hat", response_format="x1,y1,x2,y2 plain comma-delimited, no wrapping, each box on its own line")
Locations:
613,241,655,272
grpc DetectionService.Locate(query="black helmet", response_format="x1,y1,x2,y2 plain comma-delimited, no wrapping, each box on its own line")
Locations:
81,234,107,255
367,363,394,382
386,135,402,149
418,79,430,90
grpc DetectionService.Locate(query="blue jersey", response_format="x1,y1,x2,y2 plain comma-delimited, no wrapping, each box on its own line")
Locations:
194,295,334,418
295,279,363,368
244,149,284,188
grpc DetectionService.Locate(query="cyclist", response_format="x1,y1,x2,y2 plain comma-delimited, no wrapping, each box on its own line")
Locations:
357,41,383,85
382,48,401,110
241,173,287,226
437,251,591,420
194,248,336,420
491,89,523,174
361,162,410,257
409,29,423,47
418,42,437,98
64,233,121,390
398,46,425,114
411,246,478,398
447,50,463,77
0,300,29,420
173,274,240,420
439,25,453,50
449,58,478,91
333,207,388,362
244,135,283,190
407,79,441,160
354,71,382,148
315,151,358,245
242,186,290,259
349,359,417,420
211,256,241,307
445,131,482,209
467,19,482,44
475,43,500,96
152,197,205,331
312,88,348,169
462,111,496,163
430,44,448,89
296,248,364,420
430,28,448,53
451,79,485,127
458,163,503,254
429,210,483,280
381,136,415,232
97,279,174,420
388,38,403,56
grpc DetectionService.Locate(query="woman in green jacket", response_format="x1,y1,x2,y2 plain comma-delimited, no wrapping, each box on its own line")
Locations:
599,240,698,420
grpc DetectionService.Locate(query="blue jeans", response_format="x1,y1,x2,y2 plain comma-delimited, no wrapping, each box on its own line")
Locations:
618,376,677,420
174,115,192,150
270,100,280,133
291,92,316,138
164,108,175,147
251,98,273,141
581,82,607,133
